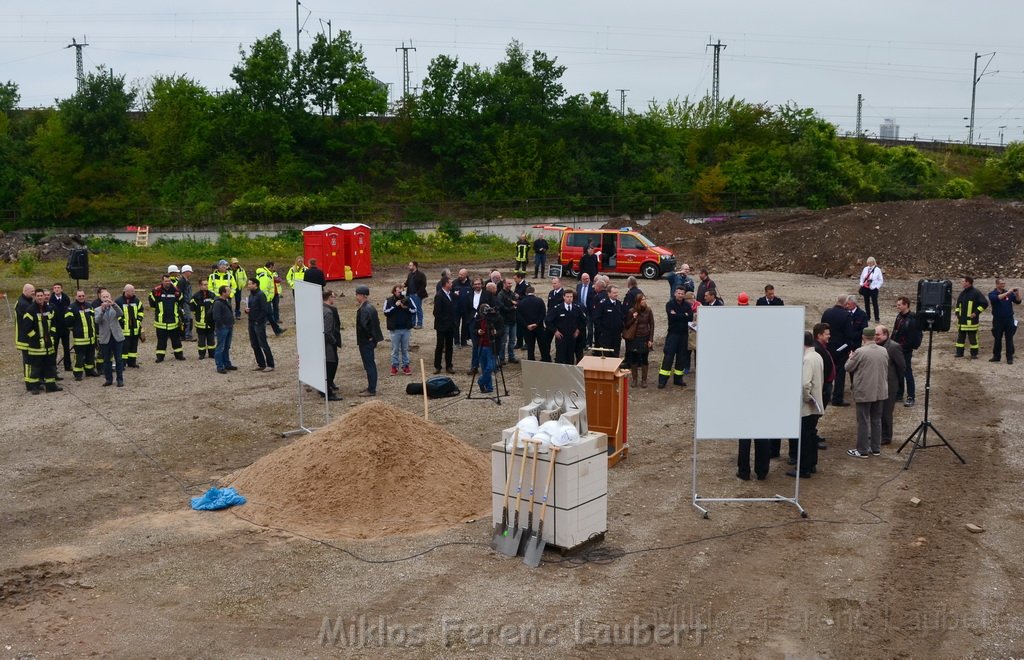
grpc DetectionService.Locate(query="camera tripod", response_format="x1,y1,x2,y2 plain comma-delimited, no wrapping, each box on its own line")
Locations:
897,327,966,469
466,346,509,404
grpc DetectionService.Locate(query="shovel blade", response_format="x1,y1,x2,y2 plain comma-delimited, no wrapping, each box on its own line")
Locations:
490,523,507,551
522,532,546,568
497,528,524,557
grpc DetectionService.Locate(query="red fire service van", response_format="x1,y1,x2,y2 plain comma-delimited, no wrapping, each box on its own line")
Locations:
534,225,676,279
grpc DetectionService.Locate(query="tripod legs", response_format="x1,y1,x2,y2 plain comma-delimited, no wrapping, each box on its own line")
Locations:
898,420,966,470
897,328,966,469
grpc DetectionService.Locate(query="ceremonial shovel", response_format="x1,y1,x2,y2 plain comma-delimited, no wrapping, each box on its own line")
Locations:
516,439,542,556
496,437,530,556
490,429,520,550
523,446,559,568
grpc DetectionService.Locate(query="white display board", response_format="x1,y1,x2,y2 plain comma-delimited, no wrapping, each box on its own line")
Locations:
294,280,327,394
694,306,805,440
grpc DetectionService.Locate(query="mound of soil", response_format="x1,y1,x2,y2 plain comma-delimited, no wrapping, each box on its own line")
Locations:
226,401,490,540
633,199,1024,279
0,232,87,263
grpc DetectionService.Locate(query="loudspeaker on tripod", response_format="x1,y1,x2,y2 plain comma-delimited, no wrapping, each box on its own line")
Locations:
66,248,89,280
915,279,952,332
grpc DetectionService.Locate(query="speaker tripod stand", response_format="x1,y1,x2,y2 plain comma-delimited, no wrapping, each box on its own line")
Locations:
897,327,966,469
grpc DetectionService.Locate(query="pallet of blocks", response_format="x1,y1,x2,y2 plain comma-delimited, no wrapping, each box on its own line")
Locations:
492,419,608,553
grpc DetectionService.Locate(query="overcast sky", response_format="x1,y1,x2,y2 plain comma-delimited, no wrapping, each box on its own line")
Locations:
3,1,1024,144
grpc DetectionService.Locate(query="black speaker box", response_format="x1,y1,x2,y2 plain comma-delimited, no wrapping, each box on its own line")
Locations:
66,248,89,280
916,279,952,332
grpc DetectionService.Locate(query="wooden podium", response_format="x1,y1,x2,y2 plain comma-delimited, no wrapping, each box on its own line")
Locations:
578,355,629,467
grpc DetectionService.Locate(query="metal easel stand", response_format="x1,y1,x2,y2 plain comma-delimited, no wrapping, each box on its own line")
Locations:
896,328,966,469
691,435,807,519
282,378,326,437
466,351,509,405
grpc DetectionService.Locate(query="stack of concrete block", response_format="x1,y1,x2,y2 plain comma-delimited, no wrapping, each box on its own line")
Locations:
491,430,608,552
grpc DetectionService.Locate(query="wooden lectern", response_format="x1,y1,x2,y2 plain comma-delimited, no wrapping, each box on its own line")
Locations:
578,355,629,467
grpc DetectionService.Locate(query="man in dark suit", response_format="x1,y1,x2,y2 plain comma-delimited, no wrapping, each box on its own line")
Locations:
518,286,549,362
756,284,784,306
432,277,457,374
576,273,594,352
303,259,326,287
546,288,586,365
821,295,854,406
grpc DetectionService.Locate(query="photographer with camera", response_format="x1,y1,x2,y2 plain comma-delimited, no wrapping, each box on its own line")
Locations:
988,279,1021,364
384,284,417,376
474,303,504,393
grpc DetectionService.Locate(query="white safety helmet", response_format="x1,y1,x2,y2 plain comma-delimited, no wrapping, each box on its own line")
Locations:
181,265,193,273
167,264,180,273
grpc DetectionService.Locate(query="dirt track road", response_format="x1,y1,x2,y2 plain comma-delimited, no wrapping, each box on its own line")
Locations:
1,268,1022,658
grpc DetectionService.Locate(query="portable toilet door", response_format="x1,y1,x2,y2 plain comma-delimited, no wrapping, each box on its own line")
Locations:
302,224,347,281
340,223,373,278
322,225,346,280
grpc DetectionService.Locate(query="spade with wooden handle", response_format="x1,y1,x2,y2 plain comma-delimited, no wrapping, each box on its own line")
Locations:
490,429,520,550
516,439,543,556
523,446,559,568
496,436,531,556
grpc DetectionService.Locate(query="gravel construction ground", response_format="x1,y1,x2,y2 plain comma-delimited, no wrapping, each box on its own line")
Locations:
2,210,1023,657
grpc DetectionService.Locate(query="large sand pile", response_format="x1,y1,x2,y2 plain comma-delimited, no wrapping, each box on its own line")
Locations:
227,401,490,540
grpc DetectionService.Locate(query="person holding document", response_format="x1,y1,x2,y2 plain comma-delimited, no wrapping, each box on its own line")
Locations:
790,331,824,478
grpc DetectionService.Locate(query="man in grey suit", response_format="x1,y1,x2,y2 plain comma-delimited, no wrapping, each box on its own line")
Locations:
874,324,905,446
845,326,890,458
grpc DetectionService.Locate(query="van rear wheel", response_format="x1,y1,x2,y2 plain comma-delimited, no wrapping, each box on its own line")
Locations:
640,262,660,280
566,262,580,279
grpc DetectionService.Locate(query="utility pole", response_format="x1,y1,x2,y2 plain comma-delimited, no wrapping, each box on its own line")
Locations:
856,94,864,137
65,37,88,92
968,51,997,145
615,89,629,115
706,38,727,121
295,0,301,52
396,41,416,98
319,18,332,42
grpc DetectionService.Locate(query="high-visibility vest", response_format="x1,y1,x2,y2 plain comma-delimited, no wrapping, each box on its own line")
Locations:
256,267,276,301
208,270,236,298
286,265,306,289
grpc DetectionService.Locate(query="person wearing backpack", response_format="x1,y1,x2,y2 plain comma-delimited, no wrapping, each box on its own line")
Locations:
892,295,923,407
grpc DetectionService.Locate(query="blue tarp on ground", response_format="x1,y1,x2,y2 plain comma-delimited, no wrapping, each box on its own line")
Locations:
190,487,246,511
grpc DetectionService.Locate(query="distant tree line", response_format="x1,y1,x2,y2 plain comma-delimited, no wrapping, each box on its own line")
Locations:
0,32,1021,230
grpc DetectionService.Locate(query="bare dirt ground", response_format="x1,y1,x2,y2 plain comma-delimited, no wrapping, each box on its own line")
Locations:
2,203,1024,657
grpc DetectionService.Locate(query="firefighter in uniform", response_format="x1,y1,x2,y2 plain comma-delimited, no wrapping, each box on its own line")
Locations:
659,286,694,388
15,283,36,391
515,233,530,275
66,289,99,379
190,279,217,359
954,276,988,359
115,284,145,368
150,274,185,362
21,289,61,394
